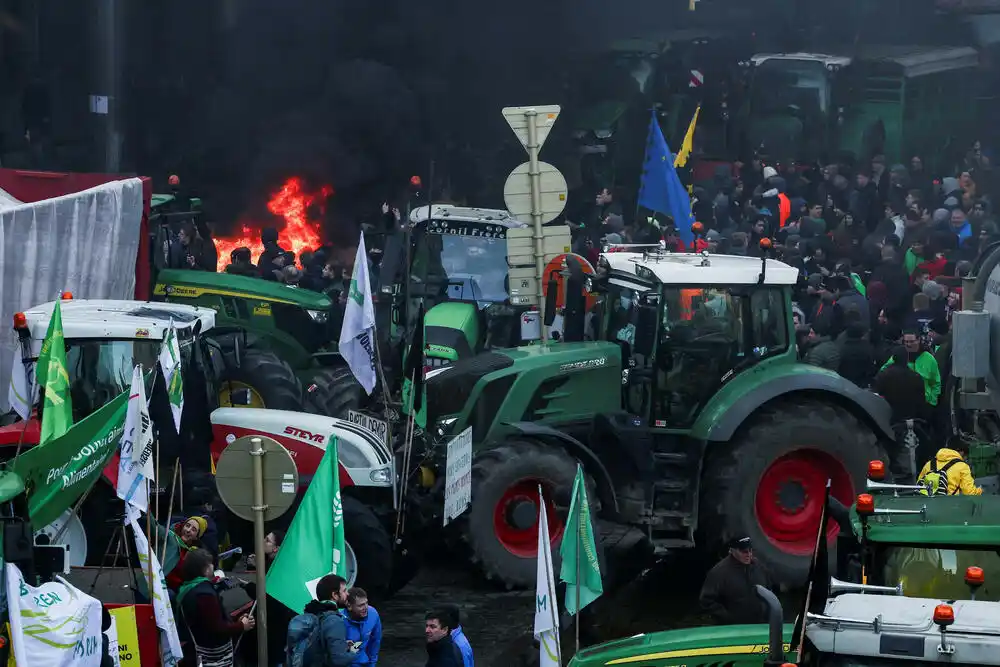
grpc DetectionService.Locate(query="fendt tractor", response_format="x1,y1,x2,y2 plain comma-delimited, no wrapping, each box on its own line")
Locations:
571,464,1000,667
407,243,895,589
0,297,406,598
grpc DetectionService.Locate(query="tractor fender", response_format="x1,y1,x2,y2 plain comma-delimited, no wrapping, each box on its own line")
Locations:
700,370,895,442
505,421,618,512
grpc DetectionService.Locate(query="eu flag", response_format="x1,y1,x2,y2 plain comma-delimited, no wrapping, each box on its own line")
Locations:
638,110,695,246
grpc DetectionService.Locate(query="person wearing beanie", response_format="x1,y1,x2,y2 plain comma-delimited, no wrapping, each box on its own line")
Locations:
762,165,778,181
258,227,286,278
162,516,209,592
940,176,961,200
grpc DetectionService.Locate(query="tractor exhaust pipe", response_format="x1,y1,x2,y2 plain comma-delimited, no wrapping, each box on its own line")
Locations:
755,584,785,666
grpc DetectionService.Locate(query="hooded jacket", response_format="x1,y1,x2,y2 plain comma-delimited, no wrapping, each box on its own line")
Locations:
451,627,474,667
285,600,356,667
917,448,982,496
881,350,941,406
344,606,382,665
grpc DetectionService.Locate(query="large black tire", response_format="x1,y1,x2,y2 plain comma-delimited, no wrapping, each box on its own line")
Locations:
217,349,303,411
304,366,363,418
461,438,600,589
701,400,887,588
343,496,394,600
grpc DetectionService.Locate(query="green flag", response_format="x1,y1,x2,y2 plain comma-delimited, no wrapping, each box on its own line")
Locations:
11,389,128,527
559,464,603,615
36,300,73,445
267,436,347,614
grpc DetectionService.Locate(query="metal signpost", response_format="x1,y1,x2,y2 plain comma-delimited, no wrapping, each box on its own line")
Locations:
215,435,299,667
502,105,562,340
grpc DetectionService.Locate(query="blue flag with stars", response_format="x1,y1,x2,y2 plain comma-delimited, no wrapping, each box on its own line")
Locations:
638,110,695,246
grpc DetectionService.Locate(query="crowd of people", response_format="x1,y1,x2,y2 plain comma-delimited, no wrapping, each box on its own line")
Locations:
575,144,1000,470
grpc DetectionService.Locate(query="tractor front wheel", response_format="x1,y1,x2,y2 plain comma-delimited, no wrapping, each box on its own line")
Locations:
702,400,886,587
462,438,598,589
217,349,303,411
343,496,394,600
304,366,364,418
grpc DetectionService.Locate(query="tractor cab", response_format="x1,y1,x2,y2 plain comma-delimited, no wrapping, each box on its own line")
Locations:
739,46,980,167
399,204,529,369
837,467,1000,604
596,248,798,427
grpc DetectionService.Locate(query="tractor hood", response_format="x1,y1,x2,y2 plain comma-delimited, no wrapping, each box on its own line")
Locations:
210,408,393,489
424,301,481,361
569,624,793,667
155,269,332,309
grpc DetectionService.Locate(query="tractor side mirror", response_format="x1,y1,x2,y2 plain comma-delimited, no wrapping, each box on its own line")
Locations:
230,388,252,406
634,304,658,356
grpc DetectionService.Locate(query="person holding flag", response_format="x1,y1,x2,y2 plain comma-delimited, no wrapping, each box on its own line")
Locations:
559,464,603,651
638,110,697,249
339,232,378,395
535,486,561,667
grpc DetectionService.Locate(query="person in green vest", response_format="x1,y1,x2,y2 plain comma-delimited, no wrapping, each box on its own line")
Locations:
880,330,941,406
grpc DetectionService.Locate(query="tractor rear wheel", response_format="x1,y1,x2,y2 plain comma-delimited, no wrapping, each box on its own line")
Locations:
701,400,886,587
217,349,303,411
462,438,599,589
304,366,363,418
343,496,393,600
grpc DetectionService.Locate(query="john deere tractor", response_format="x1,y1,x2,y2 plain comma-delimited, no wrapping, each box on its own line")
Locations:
412,247,895,590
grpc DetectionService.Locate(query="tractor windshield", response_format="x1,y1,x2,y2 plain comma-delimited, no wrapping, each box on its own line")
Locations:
750,59,830,116
412,228,510,304
879,545,1000,602
66,339,161,420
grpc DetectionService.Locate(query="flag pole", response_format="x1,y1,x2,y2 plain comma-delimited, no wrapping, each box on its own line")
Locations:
160,459,180,566
145,489,154,593
539,484,562,667
575,466,582,654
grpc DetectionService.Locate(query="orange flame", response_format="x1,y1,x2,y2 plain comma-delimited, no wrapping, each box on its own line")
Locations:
213,177,333,272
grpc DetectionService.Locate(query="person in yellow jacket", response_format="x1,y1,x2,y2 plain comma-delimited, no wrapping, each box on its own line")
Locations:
917,438,983,496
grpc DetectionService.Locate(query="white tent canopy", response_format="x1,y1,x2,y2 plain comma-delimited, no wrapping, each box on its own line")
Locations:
0,178,144,413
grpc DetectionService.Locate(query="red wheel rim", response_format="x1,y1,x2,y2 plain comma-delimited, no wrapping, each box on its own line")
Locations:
754,449,853,556
493,479,564,557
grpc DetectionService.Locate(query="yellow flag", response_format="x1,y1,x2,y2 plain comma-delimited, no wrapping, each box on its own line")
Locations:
674,105,701,169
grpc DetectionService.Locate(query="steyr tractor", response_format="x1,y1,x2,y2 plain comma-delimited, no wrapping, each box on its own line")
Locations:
410,247,894,589
0,298,404,598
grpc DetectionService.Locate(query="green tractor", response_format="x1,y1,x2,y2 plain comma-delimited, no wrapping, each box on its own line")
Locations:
413,247,895,589
154,204,569,418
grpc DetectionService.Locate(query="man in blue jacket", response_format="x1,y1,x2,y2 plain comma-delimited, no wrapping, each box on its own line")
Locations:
442,604,474,667
344,587,382,666
285,574,357,667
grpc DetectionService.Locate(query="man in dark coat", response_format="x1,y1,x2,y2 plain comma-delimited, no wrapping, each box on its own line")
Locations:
699,536,774,625
257,228,286,278
424,609,464,667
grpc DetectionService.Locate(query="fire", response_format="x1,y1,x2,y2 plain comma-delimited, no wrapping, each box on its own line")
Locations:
213,177,333,272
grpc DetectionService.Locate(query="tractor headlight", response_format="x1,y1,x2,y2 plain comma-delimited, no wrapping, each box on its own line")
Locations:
369,466,392,484
307,309,329,323
436,416,458,437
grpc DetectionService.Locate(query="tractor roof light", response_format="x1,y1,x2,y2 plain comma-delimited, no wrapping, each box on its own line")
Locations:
868,460,886,481
12,312,27,329
691,221,705,237
60,291,73,300
759,238,772,251
966,566,985,587
933,604,955,627
856,493,875,516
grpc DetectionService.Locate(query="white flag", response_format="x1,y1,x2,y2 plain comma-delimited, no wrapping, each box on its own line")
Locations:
534,487,562,667
129,515,182,666
7,345,34,420
159,320,183,433
117,366,154,512
6,563,104,667
338,233,377,394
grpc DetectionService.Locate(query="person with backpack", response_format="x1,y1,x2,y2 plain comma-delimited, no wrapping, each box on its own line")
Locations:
917,437,983,496
176,549,254,667
344,587,382,667
285,574,358,667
